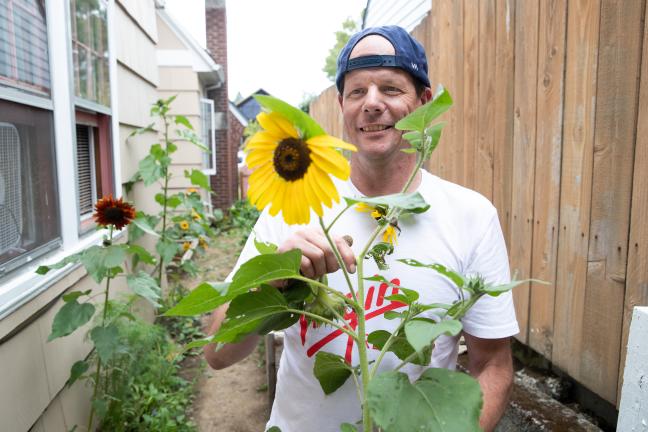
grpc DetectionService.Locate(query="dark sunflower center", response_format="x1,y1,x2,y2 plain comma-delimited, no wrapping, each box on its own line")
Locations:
273,138,311,181
103,206,125,223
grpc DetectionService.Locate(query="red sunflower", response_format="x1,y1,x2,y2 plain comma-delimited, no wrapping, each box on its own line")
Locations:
93,195,136,230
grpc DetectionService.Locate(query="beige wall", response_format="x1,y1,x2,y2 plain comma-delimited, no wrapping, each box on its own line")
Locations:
0,1,163,431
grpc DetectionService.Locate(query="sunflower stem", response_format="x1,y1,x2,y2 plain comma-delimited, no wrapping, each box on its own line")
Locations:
293,275,358,310
157,114,172,286
285,309,359,341
87,226,114,432
324,202,352,233
370,307,411,379
318,217,358,305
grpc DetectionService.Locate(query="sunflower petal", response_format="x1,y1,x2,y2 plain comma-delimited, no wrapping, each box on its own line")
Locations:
257,112,299,139
304,172,323,216
269,181,287,216
313,166,339,205
308,135,357,151
310,147,351,180
246,148,275,168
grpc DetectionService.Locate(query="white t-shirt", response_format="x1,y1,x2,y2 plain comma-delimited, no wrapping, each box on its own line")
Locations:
227,170,519,432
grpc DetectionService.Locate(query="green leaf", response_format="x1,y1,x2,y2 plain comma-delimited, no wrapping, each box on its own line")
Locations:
344,192,430,214
127,271,161,307
80,245,126,283
164,282,230,316
129,212,159,241
125,244,156,265
255,95,326,140
424,122,446,155
340,424,358,432
36,251,84,275
127,122,155,137
156,238,179,264
384,311,404,320
228,250,302,296
90,324,121,363
365,242,394,270
395,86,453,132
482,278,549,297
215,285,290,343
67,360,89,387
368,330,430,366
266,427,282,432
175,114,194,130
48,300,95,341
397,259,466,288
186,169,211,191
61,289,91,303
176,129,210,151
254,238,278,254
404,319,463,353
313,351,353,395
367,368,482,432
138,154,164,186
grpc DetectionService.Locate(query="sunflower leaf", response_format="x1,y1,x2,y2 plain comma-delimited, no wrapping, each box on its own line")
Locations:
367,369,482,432
313,351,353,395
48,299,96,341
138,154,164,186
395,86,453,132
404,319,462,353
397,259,466,288
255,95,326,140
174,114,194,130
164,282,230,316
186,169,211,191
127,271,161,307
80,245,127,283
344,192,430,214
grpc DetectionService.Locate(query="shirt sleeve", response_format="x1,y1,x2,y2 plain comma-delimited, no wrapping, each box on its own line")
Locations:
460,208,520,339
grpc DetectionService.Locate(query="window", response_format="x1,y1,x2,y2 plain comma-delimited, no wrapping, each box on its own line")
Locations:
75,110,113,232
200,98,216,174
70,0,109,106
0,0,50,96
0,99,60,275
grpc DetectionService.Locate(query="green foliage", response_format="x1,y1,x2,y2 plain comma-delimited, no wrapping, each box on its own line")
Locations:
367,369,483,432
313,351,353,395
323,18,358,81
48,297,95,341
344,192,431,215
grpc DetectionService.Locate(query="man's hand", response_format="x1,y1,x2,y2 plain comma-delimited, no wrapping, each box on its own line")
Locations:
464,333,514,432
277,228,356,279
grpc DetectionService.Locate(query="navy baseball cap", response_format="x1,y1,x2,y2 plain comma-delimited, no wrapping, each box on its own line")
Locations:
335,25,430,92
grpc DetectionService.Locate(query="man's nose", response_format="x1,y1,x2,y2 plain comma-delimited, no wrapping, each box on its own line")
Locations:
362,87,384,113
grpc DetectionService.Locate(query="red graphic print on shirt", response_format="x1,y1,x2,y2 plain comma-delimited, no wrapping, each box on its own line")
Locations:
299,278,406,364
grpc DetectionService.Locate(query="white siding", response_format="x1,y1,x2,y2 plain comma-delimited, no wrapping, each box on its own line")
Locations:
364,0,431,31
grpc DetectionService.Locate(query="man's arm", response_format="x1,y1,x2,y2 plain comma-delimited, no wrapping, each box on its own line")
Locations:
464,333,514,432
203,304,260,370
203,228,356,370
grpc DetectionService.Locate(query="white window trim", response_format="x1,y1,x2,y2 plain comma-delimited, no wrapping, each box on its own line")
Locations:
0,0,121,320
201,97,217,176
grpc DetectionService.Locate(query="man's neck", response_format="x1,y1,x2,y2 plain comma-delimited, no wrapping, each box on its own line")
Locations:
349,155,422,197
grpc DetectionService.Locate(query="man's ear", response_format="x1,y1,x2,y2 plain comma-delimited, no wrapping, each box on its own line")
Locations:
421,87,433,105
338,93,343,108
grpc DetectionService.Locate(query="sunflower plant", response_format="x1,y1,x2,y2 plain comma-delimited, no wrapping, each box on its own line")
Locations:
125,95,216,287
167,91,535,431
36,196,163,431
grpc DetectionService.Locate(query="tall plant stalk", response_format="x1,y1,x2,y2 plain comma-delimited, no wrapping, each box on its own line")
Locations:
157,115,171,285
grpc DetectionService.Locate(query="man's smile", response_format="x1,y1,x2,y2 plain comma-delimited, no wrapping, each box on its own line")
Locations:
360,124,392,132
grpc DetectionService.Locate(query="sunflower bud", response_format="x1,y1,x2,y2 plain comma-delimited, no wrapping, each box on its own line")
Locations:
305,285,346,324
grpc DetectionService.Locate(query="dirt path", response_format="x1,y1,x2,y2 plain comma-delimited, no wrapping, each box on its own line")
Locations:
183,232,270,432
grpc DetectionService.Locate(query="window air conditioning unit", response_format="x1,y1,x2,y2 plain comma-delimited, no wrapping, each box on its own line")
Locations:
0,122,22,255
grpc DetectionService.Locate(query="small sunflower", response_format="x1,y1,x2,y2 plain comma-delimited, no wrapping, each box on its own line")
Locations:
198,237,208,248
182,241,191,251
93,195,136,230
355,202,385,220
192,210,201,221
383,224,398,246
245,111,356,225
187,188,198,194
179,221,190,230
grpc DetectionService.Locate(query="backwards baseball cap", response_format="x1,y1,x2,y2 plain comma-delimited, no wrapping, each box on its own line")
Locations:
335,25,430,92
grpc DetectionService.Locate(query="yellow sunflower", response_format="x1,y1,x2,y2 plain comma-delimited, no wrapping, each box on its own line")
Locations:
383,224,398,246
182,241,191,251
245,111,356,224
179,221,189,230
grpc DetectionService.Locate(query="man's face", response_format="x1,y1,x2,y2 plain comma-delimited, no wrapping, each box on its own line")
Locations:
338,35,429,162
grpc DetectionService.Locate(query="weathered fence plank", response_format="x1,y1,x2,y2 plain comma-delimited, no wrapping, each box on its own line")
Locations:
528,0,567,359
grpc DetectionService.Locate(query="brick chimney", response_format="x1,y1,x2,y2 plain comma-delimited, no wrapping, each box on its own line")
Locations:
205,0,237,210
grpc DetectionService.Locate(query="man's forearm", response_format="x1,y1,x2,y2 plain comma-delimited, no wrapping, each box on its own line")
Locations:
473,362,513,432
203,304,259,369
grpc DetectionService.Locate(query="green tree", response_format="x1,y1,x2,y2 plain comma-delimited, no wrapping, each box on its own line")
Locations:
323,18,358,81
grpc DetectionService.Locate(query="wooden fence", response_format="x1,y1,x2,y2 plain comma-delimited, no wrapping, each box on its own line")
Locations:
310,0,648,407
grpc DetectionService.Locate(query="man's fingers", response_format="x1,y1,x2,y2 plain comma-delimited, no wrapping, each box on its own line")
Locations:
335,235,357,274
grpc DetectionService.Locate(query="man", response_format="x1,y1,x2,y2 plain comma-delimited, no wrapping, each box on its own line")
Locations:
205,26,518,432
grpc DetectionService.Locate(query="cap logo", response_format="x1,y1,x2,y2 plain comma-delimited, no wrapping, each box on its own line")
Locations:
411,62,418,71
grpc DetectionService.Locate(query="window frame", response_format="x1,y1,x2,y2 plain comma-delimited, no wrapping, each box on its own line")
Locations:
200,97,217,175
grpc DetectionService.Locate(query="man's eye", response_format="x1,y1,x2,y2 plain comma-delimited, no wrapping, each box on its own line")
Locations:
384,86,402,94
348,88,365,96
